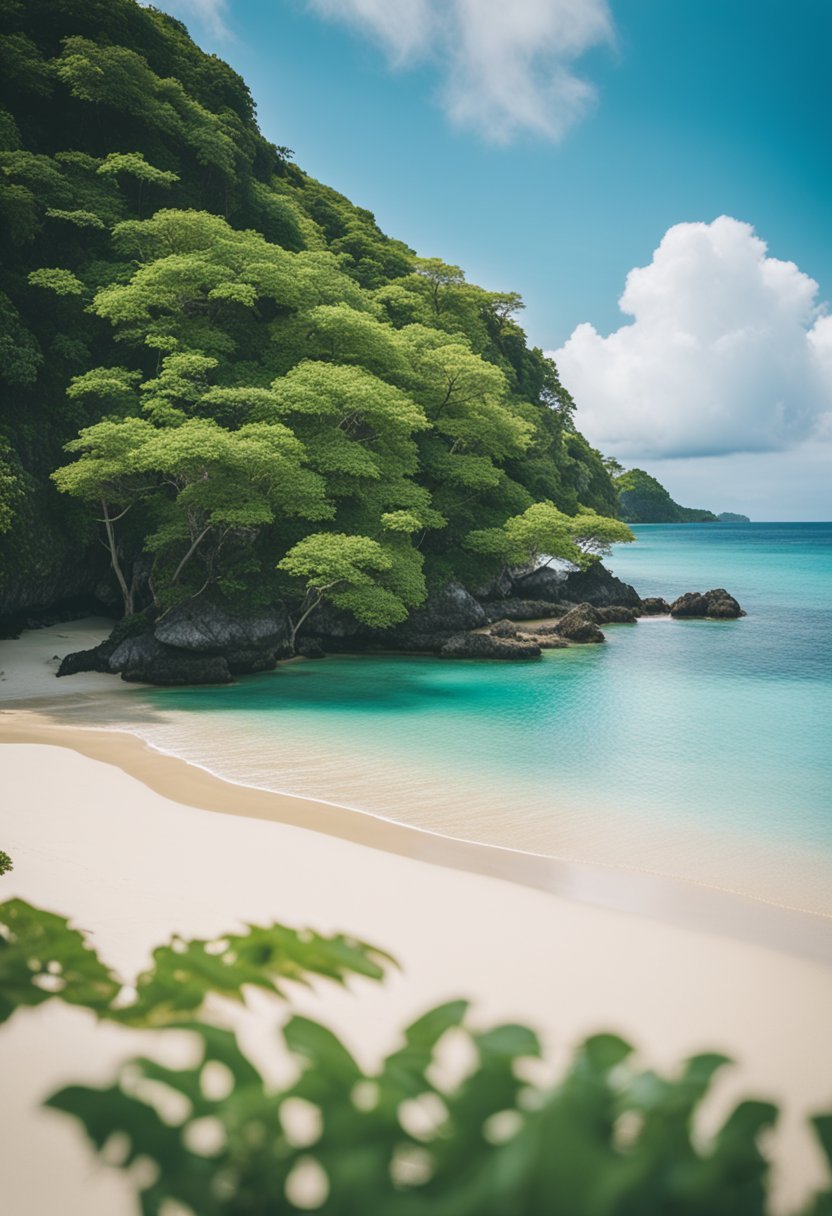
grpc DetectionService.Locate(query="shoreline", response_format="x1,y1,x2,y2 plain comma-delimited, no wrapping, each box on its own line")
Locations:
4,735,832,1215
2,706,831,965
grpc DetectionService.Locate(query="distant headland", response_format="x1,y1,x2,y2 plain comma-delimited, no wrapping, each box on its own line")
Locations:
613,468,750,524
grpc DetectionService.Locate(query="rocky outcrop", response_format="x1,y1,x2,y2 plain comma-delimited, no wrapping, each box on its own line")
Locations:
639,597,671,615
519,628,568,650
595,606,639,624
489,618,520,637
154,597,289,656
406,581,487,633
669,589,744,619
513,562,641,609
440,632,542,660
481,599,564,622
57,596,286,685
555,603,606,644
108,634,233,685
295,638,326,659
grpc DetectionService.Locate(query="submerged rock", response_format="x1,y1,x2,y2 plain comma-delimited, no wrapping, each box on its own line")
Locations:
555,603,605,643
670,588,744,619
440,632,542,660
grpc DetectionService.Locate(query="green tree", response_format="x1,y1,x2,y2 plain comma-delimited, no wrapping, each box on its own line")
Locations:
467,501,634,573
277,531,417,650
51,417,156,615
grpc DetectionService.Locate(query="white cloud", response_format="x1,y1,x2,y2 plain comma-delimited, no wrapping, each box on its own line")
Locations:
552,217,832,460
309,0,614,142
147,0,232,39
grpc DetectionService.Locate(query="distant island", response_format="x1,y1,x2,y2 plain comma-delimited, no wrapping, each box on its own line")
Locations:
613,469,750,524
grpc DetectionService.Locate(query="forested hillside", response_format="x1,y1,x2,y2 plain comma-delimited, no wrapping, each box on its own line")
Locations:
0,0,625,632
614,469,718,523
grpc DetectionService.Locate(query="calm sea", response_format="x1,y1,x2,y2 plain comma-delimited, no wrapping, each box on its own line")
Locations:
137,523,832,914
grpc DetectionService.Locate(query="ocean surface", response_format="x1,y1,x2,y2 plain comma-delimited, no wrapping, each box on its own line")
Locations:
132,523,832,914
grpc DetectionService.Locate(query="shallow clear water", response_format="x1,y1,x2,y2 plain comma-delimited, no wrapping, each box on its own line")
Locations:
138,523,832,913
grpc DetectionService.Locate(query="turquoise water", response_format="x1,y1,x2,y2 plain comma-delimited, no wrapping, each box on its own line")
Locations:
140,523,832,913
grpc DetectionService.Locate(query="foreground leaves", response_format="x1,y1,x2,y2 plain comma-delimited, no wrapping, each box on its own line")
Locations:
2,898,831,1214
0,899,393,1027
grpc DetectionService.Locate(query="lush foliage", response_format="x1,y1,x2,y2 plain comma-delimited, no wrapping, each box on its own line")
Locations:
615,469,718,524
2,897,831,1215
0,0,623,629
0,850,12,876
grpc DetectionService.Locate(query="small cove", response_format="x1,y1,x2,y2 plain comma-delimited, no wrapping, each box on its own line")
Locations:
98,523,832,915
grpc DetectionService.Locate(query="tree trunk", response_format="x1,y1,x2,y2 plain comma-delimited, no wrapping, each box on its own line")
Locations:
101,499,133,617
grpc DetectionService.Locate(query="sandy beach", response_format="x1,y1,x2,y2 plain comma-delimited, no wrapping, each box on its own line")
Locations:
1,624,832,1214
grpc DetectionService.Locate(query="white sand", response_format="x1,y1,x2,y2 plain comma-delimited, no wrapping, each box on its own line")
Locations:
0,616,133,702
2,739,832,1215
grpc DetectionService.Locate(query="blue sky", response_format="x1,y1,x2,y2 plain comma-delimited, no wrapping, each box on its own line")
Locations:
156,0,832,518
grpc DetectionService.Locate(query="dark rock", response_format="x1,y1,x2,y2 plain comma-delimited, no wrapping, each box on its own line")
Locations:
702,588,745,618
57,643,113,677
296,638,327,659
639,597,671,615
514,561,642,609
481,599,564,622
669,589,744,619
473,569,515,600
406,581,487,633
595,606,639,624
154,595,289,655
440,632,542,660
669,591,711,618
488,618,520,638
108,633,233,685
301,601,367,641
555,603,605,643
226,649,279,674
391,633,452,654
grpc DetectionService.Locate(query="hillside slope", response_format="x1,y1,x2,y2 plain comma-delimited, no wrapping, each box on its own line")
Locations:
615,469,718,523
0,0,624,630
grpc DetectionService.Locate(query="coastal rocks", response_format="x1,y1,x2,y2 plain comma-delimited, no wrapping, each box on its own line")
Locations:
519,628,568,650
595,606,639,624
154,596,289,656
406,581,487,634
669,589,744,619
555,603,605,644
56,640,113,676
701,589,745,618
640,597,671,615
488,618,520,637
481,599,563,622
57,597,287,685
440,632,542,660
296,638,326,659
108,634,233,685
513,562,642,609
